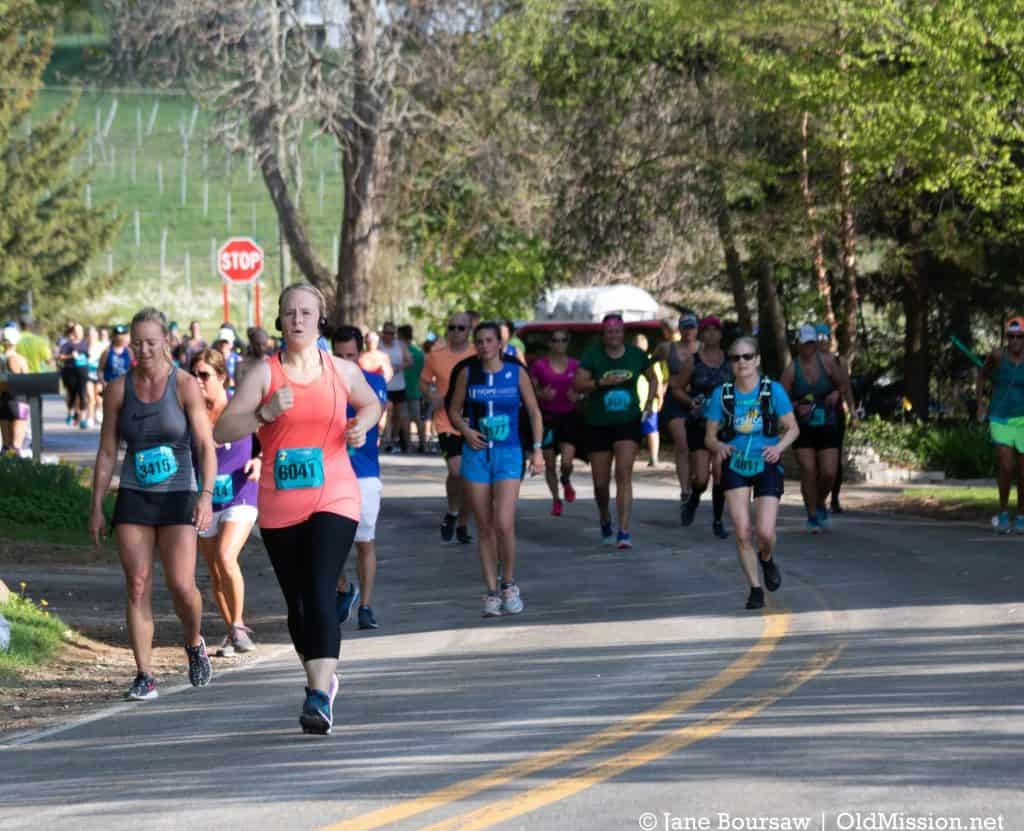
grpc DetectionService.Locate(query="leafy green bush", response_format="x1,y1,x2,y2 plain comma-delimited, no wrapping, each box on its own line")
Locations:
851,417,996,479
0,591,68,674
0,457,112,544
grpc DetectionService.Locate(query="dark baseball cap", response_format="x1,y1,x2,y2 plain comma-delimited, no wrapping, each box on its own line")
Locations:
113,324,128,335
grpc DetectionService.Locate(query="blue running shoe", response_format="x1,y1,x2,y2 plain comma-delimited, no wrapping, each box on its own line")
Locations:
1015,516,1024,535
816,507,831,531
357,606,379,630
336,583,360,625
616,530,632,550
601,521,615,545
712,520,729,540
806,516,821,535
300,687,333,735
994,512,1011,535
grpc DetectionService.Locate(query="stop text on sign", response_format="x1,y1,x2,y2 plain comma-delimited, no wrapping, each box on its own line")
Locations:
218,237,265,284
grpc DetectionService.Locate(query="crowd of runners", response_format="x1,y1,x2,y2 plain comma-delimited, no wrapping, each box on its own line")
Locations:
55,284,1024,736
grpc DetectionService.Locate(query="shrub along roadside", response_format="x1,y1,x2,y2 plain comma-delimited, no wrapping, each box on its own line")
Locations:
1,592,69,677
850,417,996,480
0,456,115,547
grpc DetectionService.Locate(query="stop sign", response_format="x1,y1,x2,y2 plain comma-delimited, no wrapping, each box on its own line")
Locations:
218,237,264,284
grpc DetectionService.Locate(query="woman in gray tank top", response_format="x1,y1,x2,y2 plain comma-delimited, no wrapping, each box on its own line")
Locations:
89,307,218,703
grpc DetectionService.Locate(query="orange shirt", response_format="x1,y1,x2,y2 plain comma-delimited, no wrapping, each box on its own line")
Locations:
419,343,474,435
257,351,360,529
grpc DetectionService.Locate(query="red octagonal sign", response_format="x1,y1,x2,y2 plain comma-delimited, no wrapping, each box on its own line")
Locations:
218,237,264,284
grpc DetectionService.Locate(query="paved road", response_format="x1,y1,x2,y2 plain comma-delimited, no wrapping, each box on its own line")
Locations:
1,448,1021,831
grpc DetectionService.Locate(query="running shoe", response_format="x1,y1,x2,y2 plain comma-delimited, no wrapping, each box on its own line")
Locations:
299,687,333,735
551,498,563,517
562,478,576,503
745,587,765,610
215,633,235,657
616,530,633,550
806,516,821,534
125,672,158,701
1015,516,1024,535
816,507,831,531
680,493,698,527
830,499,844,515
79,418,91,430
357,606,379,630
336,583,361,625
441,512,457,542
456,526,473,545
185,637,213,687
65,413,74,426
601,520,615,545
231,624,256,653
501,584,524,615
712,520,729,540
994,512,1011,535
482,592,502,617
759,554,781,592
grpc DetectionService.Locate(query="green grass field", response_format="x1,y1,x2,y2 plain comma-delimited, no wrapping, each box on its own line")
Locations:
902,487,1002,514
33,86,350,334
0,593,68,677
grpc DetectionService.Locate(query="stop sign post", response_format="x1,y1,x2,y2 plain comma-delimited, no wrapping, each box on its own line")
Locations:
218,237,265,327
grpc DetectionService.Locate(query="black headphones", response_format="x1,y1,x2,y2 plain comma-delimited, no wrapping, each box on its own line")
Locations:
275,315,328,333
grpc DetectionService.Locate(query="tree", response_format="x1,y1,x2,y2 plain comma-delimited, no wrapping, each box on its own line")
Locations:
110,0,457,328
0,0,119,323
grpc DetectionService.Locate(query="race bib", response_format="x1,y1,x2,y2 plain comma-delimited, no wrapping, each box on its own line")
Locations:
134,446,178,487
73,352,89,368
212,473,234,505
603,389,631,413
479,414,510,443
809,407,826,427
730,450,765,477
274,447,325,491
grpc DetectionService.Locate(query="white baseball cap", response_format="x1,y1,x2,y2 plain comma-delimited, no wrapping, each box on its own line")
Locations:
797,324,817,344
217,327,236,345
2,326,19,346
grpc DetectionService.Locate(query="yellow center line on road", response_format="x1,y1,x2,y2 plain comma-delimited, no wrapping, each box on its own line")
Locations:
422,641,846,831
319,610,791,831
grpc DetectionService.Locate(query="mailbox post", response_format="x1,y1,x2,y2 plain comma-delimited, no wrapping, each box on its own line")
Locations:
6,372,60,463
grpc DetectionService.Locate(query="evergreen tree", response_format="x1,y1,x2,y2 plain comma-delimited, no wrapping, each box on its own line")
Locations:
0,0,118,322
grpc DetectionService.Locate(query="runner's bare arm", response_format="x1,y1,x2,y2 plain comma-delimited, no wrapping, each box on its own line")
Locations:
179,370,216,529
89,377,124,544
976,350,998,420
779,362,796,397
704,418,732,461
448,367,486,450
573,365,596,394
827,355,858,422
641,366,658,414
213,359,271,443
772,411,800,455
669,356,695,407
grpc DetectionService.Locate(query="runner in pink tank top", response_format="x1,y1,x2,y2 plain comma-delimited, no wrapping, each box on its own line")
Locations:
213,283,382,736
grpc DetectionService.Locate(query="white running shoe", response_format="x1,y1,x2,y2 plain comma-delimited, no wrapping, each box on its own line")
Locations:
501,584,524,615
482,593,502,617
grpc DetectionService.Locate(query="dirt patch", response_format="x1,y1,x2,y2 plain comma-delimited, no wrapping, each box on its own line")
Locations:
0,536,293,739
858,494,993,523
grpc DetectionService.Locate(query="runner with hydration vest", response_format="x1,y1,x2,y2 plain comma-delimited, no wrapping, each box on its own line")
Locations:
781,324,858,533
705,337,800,610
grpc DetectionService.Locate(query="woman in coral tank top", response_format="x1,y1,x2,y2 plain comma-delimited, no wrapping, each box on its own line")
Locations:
215,284,382,735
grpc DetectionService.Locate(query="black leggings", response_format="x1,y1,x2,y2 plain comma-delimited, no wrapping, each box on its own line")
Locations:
261,512,358,661
62,366,88,411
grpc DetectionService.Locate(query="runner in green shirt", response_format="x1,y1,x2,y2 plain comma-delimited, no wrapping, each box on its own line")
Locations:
400,325,427,452
15,329,52,373
574,314,656,549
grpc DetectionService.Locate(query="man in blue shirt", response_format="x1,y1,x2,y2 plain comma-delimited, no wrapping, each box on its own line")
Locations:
333,325,388,630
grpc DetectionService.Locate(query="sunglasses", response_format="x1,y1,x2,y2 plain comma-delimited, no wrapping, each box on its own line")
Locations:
729,353,757,363
192,370,214,381
448,324,467,332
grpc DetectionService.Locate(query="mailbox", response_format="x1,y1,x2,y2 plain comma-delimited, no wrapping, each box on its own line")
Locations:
6,372,61,463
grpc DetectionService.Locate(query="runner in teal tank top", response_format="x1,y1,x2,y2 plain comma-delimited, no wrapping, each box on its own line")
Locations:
978,316,1024,533
781,324,858,534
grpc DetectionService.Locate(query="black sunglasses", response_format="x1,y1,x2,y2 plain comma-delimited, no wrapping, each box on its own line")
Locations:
729,353,757,363
192,370,214,381
448,324,467,332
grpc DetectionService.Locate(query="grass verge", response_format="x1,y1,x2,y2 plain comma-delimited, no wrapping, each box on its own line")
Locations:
1,593,69,678
895,486,1004,522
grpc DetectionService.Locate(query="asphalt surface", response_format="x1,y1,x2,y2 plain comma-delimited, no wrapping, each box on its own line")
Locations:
0,403,1021,831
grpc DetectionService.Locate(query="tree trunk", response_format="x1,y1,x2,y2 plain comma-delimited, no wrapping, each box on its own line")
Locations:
903,254,930,418
837,143,860,368
335,0,388,330
693,60,752,333
800,112,837,349
755,253,791,378
252,108,333,291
